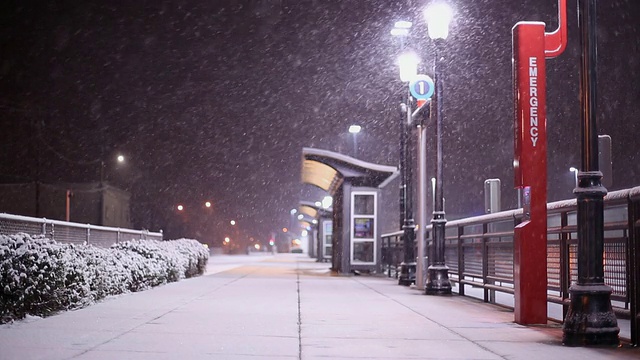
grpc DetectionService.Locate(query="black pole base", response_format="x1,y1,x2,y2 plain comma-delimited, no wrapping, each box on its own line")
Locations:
398,262,416,286
425,265,451,295
562,284,620,346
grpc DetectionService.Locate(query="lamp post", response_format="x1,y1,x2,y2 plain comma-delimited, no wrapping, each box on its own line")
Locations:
424,1,452,295
562,0,619,346
348,125,361,157
395,44,419,286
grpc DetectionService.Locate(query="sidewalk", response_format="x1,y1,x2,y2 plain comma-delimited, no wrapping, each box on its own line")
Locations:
0,253,638,360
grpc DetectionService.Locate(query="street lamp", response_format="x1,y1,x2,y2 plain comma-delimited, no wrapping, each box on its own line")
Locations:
390,20,412,37
394,21,419,286
562,0,619,346
424,1,453,295
397,52,419,82
569,167,578,188
100,153,126,184
348,125,361,157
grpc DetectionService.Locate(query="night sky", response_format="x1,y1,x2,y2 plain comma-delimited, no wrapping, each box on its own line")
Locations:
1,0,639,244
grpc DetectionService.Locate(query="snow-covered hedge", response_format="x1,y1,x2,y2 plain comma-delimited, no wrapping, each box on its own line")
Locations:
0,233,209,324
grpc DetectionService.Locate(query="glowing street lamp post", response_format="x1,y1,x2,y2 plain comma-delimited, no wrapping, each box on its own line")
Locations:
348,125,361,157
393,22,419,286
424,2,452,295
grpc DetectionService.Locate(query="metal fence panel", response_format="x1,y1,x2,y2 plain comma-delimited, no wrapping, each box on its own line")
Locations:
0,213,162,247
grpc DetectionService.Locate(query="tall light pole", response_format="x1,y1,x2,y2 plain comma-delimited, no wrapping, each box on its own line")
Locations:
394,32,419,286
424,1,452,295
348,125,361,157
562,0,619,346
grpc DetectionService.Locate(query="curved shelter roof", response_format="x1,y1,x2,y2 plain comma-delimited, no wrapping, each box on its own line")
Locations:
301,148,398,195
296,212,316,230
299,204,318,219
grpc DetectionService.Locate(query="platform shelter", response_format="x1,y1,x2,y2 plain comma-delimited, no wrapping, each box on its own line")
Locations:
301,148,397,274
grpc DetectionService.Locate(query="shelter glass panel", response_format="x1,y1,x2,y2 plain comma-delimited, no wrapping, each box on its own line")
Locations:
352,241,374,263
350,190,377,265
353,218,374,238
353,194,375,215
323,220,333,259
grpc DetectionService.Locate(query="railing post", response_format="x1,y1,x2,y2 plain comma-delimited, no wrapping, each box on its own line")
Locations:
560,211,570,318
86,227,90,245
628,191,640,346
482,223,489,302
458,225,464,296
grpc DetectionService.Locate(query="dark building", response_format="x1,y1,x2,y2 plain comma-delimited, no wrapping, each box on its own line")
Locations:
0,182,131,228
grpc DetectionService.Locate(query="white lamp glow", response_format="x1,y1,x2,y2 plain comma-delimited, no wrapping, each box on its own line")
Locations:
348,125,361,134
322,196,333,209
424,2,453,40
397,52,420,82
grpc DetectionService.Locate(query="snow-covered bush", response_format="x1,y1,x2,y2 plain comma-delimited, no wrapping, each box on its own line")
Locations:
111,239,209,282
0,233,209,324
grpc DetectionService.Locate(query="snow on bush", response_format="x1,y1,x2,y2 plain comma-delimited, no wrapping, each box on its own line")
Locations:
0,233,209,324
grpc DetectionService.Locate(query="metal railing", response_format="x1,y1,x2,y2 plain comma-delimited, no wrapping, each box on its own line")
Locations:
0,213,163,247
381,186,640,345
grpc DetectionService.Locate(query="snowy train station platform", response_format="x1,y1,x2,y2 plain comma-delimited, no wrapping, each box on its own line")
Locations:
1,254,639,360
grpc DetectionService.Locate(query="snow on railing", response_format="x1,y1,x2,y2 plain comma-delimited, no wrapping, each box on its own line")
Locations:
0,212,162,247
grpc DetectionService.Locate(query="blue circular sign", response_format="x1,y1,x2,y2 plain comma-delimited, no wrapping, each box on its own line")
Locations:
409,75,435,100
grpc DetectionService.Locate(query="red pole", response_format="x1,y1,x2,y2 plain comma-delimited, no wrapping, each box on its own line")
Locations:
65,190,71,222
512,0,567,326
513,22,548,325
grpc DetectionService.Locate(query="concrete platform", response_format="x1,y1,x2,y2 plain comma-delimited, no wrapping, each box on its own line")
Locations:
1,253,638,359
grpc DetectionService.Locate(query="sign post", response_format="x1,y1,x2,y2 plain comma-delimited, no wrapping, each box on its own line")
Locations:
512,0,566,325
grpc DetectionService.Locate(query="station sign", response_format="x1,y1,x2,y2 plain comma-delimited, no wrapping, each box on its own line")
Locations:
409,75,434,100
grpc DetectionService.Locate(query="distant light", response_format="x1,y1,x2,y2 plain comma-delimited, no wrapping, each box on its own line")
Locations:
177,204,184,211
117,155,125,163
312,219,318,224
224,237,230,243
569,167,578,173
322,196,333,209
292,239,301,246
394,20,413,29
348,125,362,134
205,201,212,208
290,209,297,215
254,243,261,250
282,227,288,233
230,220,236,226
390,28,409,36
297,214,304,220
301,230,308,237
314,201,322,207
